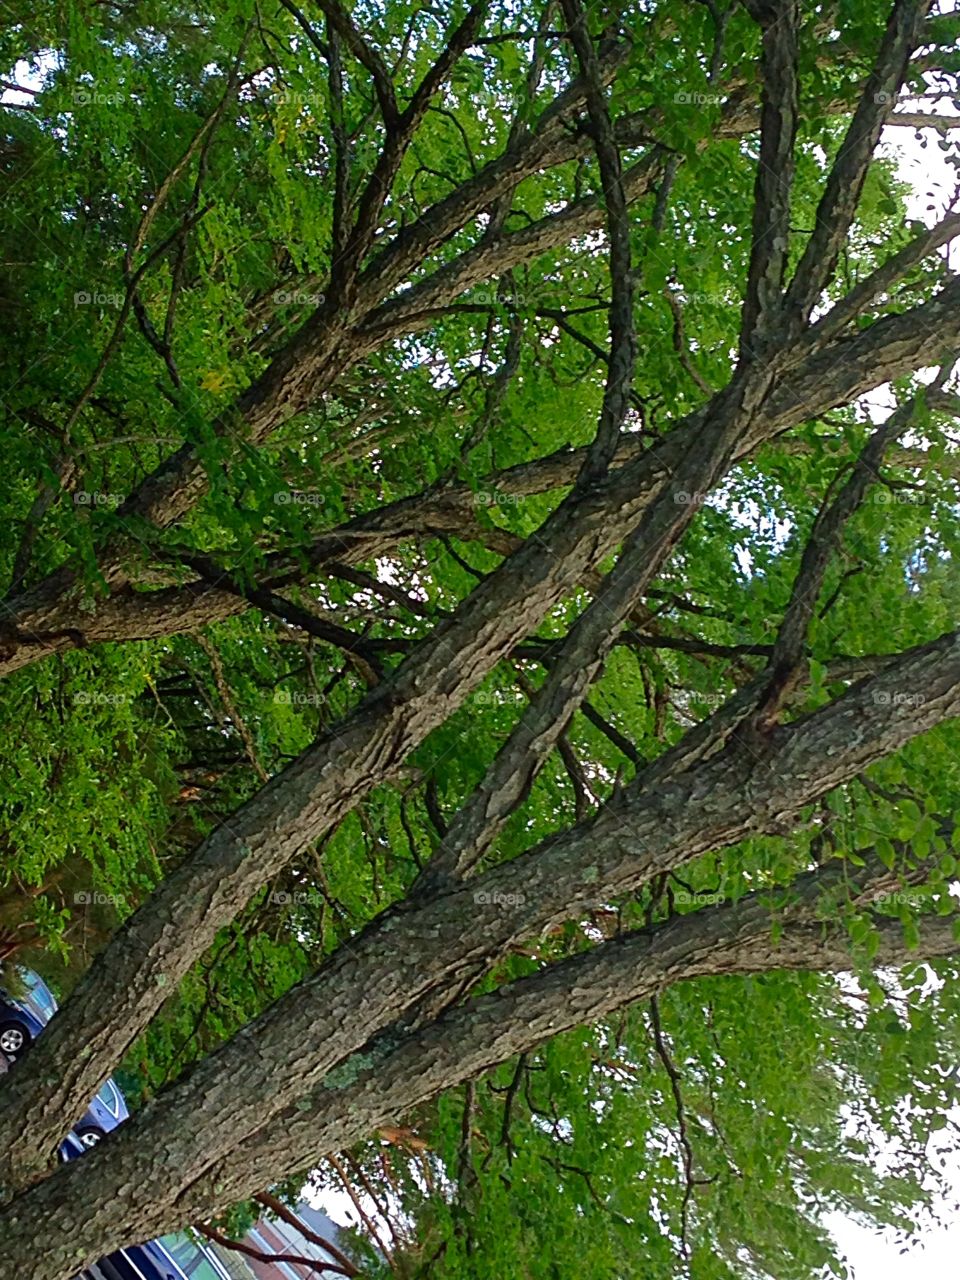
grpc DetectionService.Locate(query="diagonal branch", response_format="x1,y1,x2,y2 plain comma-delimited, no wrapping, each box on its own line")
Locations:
649,995,699,1262
784,0,933,328
253,1191,360,1275
805,202,960,351
753,368,953,725
403,1,488,128
328,1,487,302
180,553,384,684
310,0,397,126
192,856,958,1219
20,844,958,1269
559,0,636,482
196,1224,353,1278
34,620,960,1232
3,276,959,678
739,0,800,350
1,275,959,1189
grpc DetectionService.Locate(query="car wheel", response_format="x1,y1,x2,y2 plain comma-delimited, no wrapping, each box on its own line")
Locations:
0,1022,29,1060
76,1126,105,1148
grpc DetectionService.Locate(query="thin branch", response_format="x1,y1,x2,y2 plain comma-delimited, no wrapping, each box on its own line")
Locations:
649,995,698,1263
784,0,932,329
559,0,636,482
179,553,384,684
805,200,960,351
196,1223,353,1277
326,1153,396,1267
327,22,350,261
326,2,485,306
195,634,270,783
664,289,714,395
276,0,331,58
403,2,488,129
311,0,397,126
579,698,643,765
754,367,953,725
739,0,799,350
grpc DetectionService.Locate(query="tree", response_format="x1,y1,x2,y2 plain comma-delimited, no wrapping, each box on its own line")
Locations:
1,0,960,1275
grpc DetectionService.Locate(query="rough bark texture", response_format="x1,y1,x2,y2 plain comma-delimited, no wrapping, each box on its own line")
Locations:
1,622,958,1279
2,864,954,1280
3,275,958,673
0,4,958,1274
3,273,959,1187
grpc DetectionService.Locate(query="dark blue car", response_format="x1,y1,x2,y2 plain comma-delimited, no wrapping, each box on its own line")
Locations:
0,968,130,1145
0,967,54,1059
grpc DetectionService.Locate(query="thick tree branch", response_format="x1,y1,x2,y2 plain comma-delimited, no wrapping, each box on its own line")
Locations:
5,620,956,1252
11,846,958,1278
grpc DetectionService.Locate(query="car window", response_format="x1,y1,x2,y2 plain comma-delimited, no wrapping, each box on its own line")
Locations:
19,972,58,1019
96,1079,120,1115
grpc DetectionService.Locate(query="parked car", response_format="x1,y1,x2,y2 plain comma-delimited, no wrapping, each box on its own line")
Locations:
0,967,130,1144
78,1235,193,1280
0,967,53,1060
77,1075,129,1148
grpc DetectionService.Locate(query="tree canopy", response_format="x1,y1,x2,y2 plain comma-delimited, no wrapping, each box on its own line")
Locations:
1,0,960,1276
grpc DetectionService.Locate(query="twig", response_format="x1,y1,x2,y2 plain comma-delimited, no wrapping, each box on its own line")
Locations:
196,1222,353,1277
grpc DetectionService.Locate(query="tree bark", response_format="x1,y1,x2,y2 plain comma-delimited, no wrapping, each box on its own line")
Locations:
1,269,958,1182
1,856,952,1280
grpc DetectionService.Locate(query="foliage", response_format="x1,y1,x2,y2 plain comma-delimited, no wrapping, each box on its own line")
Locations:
1,0,960,1277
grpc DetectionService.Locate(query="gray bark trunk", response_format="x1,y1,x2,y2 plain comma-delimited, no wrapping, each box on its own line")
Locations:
0,861,953,1280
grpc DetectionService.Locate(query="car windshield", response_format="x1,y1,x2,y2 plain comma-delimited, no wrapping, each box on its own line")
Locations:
19,970,58,1019
96,1079,120,1116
